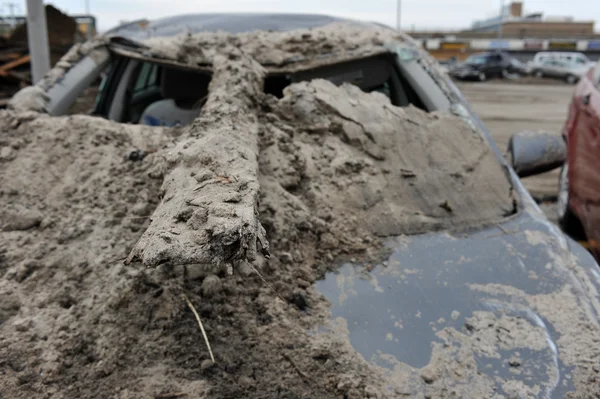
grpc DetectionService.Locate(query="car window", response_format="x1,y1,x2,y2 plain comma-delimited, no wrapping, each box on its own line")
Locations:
133,62,159,93
270,54,427,110
94,53,435,125
465,55,488,65
575,57,587,65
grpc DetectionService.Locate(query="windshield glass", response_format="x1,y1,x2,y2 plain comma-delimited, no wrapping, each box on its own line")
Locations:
466,55,488,65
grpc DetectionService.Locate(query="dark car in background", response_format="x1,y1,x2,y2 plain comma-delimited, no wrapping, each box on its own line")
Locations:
450,51,524,81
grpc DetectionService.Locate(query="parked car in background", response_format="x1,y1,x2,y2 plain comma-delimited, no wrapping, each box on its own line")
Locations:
532,58,591,84
450,51,525,81
529,51,593,71
558,60,600,258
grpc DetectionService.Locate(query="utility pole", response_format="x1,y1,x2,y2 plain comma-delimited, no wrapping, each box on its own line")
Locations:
3,2,18,26
396,0,401,30
497,0,504,39
84,0,93,40
25,0,51,83
4,2,16,16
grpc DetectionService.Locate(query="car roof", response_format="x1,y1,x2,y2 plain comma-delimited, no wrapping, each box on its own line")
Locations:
106,17,416,76
105,13,357,40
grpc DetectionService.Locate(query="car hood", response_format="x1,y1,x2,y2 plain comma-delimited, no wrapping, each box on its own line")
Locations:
315,211,600,397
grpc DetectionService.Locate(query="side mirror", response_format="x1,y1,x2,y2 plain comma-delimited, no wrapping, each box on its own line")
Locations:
507,132,566,178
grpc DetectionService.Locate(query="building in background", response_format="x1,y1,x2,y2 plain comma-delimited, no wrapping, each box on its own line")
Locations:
409,1,597,40
467,1,594,39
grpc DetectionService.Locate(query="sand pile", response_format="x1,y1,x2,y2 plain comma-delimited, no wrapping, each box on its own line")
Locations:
0,33,518,398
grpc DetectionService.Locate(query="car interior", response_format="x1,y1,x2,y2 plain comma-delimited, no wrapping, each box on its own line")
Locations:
93,53,429,126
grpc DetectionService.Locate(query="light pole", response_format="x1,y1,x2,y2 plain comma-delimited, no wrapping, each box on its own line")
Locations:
498,0,504,39
25,0,50,83
84,0,92,39
396,0,401,30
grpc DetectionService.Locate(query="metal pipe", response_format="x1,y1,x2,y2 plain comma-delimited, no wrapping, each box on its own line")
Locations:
25,0,51,83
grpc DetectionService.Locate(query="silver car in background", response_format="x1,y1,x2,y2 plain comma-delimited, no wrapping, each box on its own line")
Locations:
532,58,591,84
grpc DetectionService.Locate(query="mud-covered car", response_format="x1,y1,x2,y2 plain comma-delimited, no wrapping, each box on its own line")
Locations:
2,14,600,399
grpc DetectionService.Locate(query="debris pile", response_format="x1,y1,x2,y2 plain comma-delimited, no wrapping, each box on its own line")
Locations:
9,5,78,49
0,5,80,102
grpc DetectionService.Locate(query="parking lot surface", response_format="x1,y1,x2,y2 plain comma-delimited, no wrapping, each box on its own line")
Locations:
457,82,574,223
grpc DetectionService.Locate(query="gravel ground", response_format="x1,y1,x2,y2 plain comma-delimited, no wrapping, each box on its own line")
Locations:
456,81,574,225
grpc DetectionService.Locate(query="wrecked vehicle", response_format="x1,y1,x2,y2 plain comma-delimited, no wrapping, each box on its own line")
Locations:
2,14,600,399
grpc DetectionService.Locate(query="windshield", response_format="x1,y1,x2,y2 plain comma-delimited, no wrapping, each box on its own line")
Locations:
88,57,514,242
466,55,488,65
89,57,514,239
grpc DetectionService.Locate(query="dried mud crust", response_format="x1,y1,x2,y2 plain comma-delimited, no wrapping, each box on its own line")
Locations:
143,22,409,70
0,37,519,399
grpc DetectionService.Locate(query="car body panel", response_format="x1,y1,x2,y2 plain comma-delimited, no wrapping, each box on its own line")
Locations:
46,50,110,116
564,64,600,256
316,209,599,397
105,13,354,39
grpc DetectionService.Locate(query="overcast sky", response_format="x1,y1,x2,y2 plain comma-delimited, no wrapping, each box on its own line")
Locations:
4,0,598,32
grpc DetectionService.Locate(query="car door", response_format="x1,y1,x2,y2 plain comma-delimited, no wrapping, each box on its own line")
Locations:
550,60,564,77
555,60,570,78
568,64,600,241
486,54,503,77
540,59,554,76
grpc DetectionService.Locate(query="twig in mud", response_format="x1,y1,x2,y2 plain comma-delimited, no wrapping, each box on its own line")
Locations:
182,293,215,363
249,263,284,302
107,256,127,265
215,175,233,183
155,393,186,399
283,353,310,381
